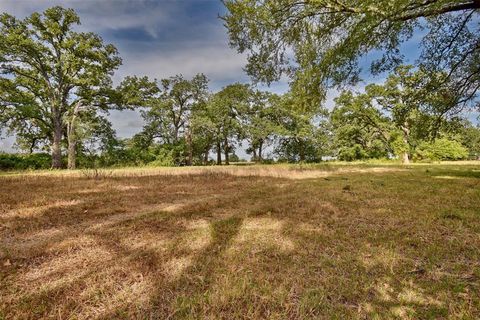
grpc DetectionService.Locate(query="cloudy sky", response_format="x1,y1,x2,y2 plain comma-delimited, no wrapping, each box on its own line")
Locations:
0,0,293,153
0,0,477,155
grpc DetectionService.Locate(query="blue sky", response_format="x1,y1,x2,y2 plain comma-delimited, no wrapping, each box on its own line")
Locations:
0,0,256,151
0,0,477,155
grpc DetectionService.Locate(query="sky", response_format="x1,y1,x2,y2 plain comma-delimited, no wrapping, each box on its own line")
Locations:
0,0,477,156
0,0,293,154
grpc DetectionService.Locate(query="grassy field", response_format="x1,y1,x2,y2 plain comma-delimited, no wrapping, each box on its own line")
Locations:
1,163,479,319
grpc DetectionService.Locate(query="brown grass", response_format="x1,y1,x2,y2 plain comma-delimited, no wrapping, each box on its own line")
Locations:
1,164,479,319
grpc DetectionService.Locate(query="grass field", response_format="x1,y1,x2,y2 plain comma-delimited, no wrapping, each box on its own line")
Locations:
1,163,480,319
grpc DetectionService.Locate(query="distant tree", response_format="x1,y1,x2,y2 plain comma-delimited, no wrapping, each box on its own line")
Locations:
457,121,480,159
330,66,474,163
223,0,480,107
0,7,122,168
75,115,117,167
207,83,251,165
274,94,329,162
331,91,391,161
138,74,209,165
243,90,281,162
367,66,467,163
190,96,217,165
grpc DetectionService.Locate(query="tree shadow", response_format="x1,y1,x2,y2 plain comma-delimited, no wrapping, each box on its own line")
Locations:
146,216,244,318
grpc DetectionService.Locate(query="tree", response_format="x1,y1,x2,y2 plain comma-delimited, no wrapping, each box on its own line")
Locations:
223,0,480,107
331,91,391,161
274,94,329,162
452,120,480,159
367,66,468,163
243,90,280,162
330,66,473,163
74,114,117,168
136,74,209,165
0,7,122,168
208,84,251,165
190,96,217,165
157,74,209,145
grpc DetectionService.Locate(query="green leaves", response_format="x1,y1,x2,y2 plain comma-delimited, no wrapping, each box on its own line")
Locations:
223,0,480,106
0,6,122,167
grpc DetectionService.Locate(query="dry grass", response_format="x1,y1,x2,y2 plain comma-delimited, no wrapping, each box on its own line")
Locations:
1,164,479,319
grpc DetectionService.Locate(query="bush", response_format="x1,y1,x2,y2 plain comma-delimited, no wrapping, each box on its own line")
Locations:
148,148,176,167
415,138,468,161
0,153,52,170
337,144,368,161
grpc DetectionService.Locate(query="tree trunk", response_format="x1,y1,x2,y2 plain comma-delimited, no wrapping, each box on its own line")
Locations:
299,140,305,162
401,122,410,165
204,146,210,165
51,114,63,169
402,151,410,164
67,102,83,170
252,148,257,163
67,116,77,170
258,141,263,162
185,127,193,166
224,138,229,165
67,131,76,170
216,141,222,165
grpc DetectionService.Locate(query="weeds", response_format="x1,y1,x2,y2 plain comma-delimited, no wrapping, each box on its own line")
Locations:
80,168,113,180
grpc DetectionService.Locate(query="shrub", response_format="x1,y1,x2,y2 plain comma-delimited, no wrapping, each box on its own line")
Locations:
148,148,176,167
0,153,51,170
337,144,368,161
415,138,468,161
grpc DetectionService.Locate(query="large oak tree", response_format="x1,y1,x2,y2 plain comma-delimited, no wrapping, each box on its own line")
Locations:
0,6,121,168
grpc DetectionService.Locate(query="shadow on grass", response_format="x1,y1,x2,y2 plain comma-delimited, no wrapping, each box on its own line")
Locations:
148,216,243,318
2,169,480,319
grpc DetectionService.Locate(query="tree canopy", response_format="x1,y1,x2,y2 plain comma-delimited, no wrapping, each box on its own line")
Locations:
0,5,479,168
223,0,480,107
0,6,122,168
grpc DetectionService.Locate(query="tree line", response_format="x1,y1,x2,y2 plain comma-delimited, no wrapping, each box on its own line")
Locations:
1,6,479,170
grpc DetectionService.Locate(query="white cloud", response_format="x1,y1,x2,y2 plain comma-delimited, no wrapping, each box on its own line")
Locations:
0,0,288,153
114,45,248,87
0,0,175,34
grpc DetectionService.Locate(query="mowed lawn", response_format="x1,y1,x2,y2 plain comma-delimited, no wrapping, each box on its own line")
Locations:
0,164,479,319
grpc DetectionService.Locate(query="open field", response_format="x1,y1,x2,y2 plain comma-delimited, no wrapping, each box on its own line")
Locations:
1,163,480,319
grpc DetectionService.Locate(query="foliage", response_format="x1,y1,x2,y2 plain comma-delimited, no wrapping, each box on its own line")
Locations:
274,94,330,162
243,91,281,162
223,0,480,109
148,148,176,167
137,74,210,165
458,122,480,158
0,153,51,170
0,6,122,168
1,6,478,169
330,66,477,163
415,138,469,160
331,91,391,160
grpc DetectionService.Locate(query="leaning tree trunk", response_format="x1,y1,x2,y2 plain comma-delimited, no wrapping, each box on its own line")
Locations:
67,132,76,170
51,113,63,169
299,140,306,162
